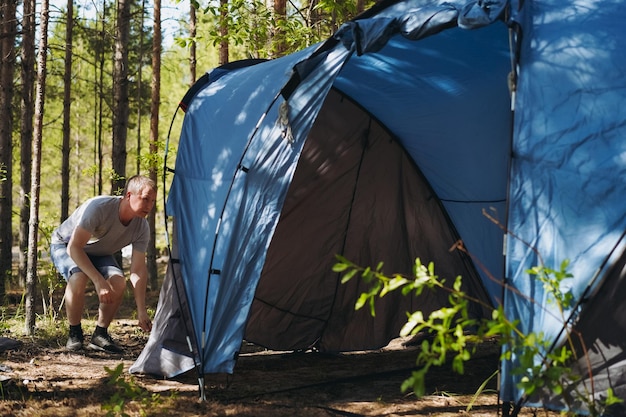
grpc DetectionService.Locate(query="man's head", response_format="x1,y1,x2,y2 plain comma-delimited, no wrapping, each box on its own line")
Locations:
123,175,157,218
124,175,157,196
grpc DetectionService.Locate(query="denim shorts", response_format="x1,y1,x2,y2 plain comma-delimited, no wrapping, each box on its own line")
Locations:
49,243,123,281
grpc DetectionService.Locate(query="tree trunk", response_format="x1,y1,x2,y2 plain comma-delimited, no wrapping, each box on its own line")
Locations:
61,0,74,221
189,3,196,84
0,0,17,300
18,0,36,289
147,0,162,289
273,0,287,57
136,0,145,174
356,0,365,14
218,0,228,65
111,0,131,194
96,0,106,195
26,0,50,335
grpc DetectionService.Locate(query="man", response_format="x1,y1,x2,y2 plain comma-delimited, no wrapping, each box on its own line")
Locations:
50,175,156,353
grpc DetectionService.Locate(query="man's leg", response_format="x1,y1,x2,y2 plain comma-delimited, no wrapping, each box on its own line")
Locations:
65,272,89,326
64,272,89,350
96,274,126,328
88,274,126,353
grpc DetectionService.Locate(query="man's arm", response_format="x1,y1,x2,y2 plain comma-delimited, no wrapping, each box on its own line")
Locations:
129,250,152,332
67,226,114,304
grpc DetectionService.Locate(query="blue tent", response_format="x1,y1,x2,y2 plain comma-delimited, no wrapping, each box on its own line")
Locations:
131,0,626,414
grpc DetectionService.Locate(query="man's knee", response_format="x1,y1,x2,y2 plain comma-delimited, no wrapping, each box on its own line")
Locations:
108,275,127,296
66,272,89,291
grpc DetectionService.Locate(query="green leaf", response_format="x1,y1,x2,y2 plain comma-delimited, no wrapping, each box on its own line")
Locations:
400,311,424,337
605,388,624,406
381,276,408,297
340,268,357,284
453,276,463,292
332,262,349,272
355,293,369,311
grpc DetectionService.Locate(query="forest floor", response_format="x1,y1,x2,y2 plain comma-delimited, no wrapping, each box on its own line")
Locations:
0,269,561,416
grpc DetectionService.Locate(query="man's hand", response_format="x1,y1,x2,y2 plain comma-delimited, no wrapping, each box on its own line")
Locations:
130,250,151,332
137,309,152,332
95,278,114,304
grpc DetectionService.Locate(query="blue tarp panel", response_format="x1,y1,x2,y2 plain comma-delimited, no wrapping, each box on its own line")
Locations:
502,0,626,411
334,22,512,301
164,45,351,373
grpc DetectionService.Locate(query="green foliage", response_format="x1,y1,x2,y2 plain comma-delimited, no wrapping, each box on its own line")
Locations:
527,260,575,312
36,219,65,321
314,0,359,21
185,0,373,59
334,255,623,416
137,139,166,176
38,265,64,320
102,363,165,417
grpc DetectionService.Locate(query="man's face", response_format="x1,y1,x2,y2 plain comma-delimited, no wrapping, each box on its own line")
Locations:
128,186,157,218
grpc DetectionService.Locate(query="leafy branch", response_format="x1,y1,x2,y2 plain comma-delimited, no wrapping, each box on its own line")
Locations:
333,254,622,415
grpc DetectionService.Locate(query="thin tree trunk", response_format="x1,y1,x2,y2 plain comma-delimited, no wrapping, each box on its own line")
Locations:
147,0,162,289
136,0,145,174
356,0,365,14
19,0,36,288
189,3,196,84
273,0,287,57
61,0,74,221
218,0,228,65
0,0,17,300
26,0,50,335
309,0,324,41
96,0,106,195
112,0,131,194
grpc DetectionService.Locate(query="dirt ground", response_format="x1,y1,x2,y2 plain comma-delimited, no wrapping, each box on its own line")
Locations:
0,285,559,417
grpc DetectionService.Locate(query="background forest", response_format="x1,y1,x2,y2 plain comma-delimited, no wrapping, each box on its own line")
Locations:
0,0,375,332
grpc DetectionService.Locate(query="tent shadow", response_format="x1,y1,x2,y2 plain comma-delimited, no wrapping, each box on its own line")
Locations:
168,338,500,405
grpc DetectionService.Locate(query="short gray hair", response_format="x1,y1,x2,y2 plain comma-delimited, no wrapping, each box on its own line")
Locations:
124,175,157,195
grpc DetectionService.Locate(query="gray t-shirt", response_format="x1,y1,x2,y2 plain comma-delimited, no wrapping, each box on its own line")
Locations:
51,195,150,255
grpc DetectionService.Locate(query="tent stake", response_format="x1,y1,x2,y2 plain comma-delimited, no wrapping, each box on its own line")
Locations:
198,376,206,401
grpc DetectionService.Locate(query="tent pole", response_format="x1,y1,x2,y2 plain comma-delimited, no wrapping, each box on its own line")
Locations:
500,9,523,417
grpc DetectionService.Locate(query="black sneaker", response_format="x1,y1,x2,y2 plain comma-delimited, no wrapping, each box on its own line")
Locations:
87,332,124,354
66,329,84,351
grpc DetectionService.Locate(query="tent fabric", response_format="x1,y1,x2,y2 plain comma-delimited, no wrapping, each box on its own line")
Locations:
130,242,197,378
131,0,626,414
332,21,512,302
141,45,354,375
501,0,626,409
245,89,492,352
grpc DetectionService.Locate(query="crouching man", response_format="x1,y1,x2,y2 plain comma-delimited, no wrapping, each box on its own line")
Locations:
50,175,156,353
